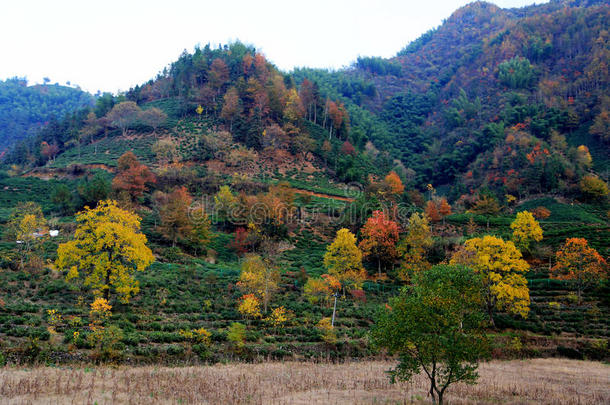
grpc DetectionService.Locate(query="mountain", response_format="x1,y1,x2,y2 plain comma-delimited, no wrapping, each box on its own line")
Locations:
0,78,94,153
293,0,609,200
0,0,607,366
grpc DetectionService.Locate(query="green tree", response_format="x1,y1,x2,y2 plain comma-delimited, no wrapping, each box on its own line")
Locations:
372,265,488,405
51,183,73,215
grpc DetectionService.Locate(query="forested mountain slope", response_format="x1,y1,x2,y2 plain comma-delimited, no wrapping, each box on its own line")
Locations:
294,0,609,202
0,78,94,153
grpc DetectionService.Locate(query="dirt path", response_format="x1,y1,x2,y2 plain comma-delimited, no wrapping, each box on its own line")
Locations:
292,188,354,202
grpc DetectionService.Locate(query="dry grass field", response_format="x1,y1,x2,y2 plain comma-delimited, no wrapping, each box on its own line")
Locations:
0,358,608,404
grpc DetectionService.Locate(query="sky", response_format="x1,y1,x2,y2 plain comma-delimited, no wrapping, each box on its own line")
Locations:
0,0,547,94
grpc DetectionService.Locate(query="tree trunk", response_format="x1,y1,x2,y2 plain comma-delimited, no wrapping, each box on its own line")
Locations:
331,294,337,327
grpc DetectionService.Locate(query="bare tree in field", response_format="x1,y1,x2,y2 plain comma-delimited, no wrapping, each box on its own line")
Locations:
141,107,167,137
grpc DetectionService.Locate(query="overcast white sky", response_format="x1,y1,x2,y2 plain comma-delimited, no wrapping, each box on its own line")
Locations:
0,0,547,94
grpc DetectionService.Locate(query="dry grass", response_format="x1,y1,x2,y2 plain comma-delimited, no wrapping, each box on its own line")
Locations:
0,358,608,404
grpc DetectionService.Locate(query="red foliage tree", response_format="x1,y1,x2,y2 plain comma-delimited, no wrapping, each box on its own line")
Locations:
358,210,400,276
112,151,156,202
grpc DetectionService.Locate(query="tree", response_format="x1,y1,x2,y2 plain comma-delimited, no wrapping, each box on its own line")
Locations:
190,208,213,255
152,137,179,165
283,88,305,123
40,141,59,163
372,265,488,405
209,58,229,91
79,112,103,155
112,151,156,202
531,206,551,219
51,183,73,215
220,87,241,132
323,228,367,289
237,294,262,320
384,171,405,196
469,195,501,228
107,101,141,136
397,213,433,282
550,238,608,303
359,210,400,276
7,202,47,270
451,236,530,325
77,173,110,209
214,185,237,227
55,200,154,303
579,175,608,201
140,107,167,136
237,254,280,313
510,211,543,251
575,145,593,168
158,187,193,247
303,274,341,306
425,200,441,222
438,198,452,225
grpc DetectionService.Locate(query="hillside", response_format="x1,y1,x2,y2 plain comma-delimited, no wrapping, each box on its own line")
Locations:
293,0,609,197
0,0,608,367
0,78,94,153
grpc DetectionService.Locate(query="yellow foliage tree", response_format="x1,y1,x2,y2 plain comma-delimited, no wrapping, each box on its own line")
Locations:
265,306,293,329
323,229,367,289
510,210,543,251
55,200,154,304
237,294,262,319
397,213,433,282
303,274,341,306
317,317,337,344
237,255,280,313
451,235,530,325
7,202,47,270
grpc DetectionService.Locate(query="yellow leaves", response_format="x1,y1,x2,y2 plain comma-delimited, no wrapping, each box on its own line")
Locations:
323,229,365,288
451,235,530,319
238,294,262,319
317,317,337,344
55,200,154,304
265,306,293,328
195,105,204,115
237,255,280,313
47,309,62,327
575,145,593,168
510,210,543,251
303,274,341,305
90,298,112,324
180,328,212,345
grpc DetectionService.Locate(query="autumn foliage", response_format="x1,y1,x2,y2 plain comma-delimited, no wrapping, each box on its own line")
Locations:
112,152,156,202
359,210,400,276
550,238,608,302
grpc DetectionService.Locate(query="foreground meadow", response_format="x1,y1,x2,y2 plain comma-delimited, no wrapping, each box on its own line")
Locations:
0,358,608,404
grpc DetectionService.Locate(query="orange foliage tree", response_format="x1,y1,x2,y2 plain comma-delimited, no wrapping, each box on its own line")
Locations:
359,210,400,277
438,198,452,224
384,171,405,196
425,200,441,223
550,238,608,303
112,152,156,202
